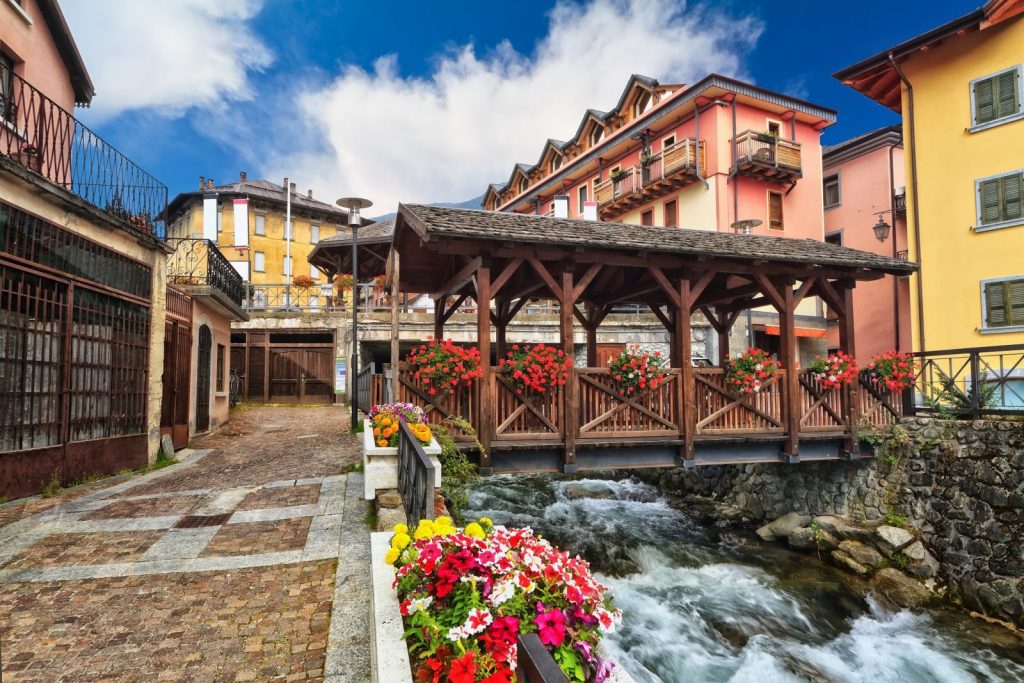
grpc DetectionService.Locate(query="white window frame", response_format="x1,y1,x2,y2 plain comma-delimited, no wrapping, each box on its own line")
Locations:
577,184,588,214
824,172,842,209
254,213,266,236
661,134,676,151
980,274,1024,333
969,65,1024,133
766,118,784,138
253,251,265,272
974,168,1024,232
310,263,319,279
283,255,292,278
310,224,320,244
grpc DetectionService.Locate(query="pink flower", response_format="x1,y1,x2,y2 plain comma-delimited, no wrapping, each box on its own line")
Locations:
534,605,567,647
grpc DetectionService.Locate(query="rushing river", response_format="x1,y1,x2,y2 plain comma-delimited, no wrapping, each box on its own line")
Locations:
465,475,1024,683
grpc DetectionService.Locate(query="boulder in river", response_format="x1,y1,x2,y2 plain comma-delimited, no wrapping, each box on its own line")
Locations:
875,525,915,557
902,540,940,578
788,526,838,551
873,568,934,608
756,512,812,542
812,515,876,544
838,540,884,568
831,549,870,576
563,482,617,501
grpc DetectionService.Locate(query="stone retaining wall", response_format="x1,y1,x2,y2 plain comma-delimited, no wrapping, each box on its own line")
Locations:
654,417,1024,626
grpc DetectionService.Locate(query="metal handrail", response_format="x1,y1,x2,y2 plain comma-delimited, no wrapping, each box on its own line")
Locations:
905,344,1024,417
0,69,168,237
356,362,376,412
397,421,436,527
167,238,245,306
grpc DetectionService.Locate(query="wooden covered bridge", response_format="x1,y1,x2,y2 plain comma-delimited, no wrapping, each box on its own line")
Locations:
353,204,916,473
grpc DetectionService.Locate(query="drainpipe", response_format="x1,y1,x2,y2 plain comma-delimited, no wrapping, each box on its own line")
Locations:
890,53,925,352
889,134,901,352
693,100,727,189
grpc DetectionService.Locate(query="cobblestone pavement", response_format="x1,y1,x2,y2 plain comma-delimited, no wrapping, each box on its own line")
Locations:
0,406,371,682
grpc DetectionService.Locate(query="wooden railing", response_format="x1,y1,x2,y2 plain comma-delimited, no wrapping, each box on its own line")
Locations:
577,368,680,438
694,368,785,435
642,138,706,185
734,130,801,172
858,375,904,428
397,421,436,526
396,367,477,440
356,362,386,412
594,167,639,206
798,371,846,433
491,371,562,441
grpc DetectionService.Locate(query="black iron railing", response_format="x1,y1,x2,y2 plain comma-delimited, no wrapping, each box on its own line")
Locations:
166,238,244,307
356,362,376,412
517,634,569,682
397,421,435,527
0,70,167,237
909,344,1024,417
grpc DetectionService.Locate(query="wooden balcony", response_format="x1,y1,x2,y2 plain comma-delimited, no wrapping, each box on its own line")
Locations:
595,138,706,220
733,130,802,183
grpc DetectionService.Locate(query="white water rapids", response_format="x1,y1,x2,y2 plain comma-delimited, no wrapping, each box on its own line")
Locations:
465,475,1024,682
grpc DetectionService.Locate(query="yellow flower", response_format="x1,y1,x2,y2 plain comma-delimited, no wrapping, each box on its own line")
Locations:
393,523,408,535
464,522,485,539
384,547,399,564
479,517,493,528
413,524,434,540
392,533,411,550
435,516,452,528
435,525,456,537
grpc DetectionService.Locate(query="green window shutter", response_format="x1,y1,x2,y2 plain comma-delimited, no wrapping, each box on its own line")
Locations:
996,69,1020,118
986,281,1007,326
980,178,1003,224
1010,279,1024,326
1002,173,1023,221
975,76,996,123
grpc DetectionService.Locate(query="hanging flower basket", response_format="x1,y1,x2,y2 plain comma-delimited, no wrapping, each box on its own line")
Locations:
386,517,622,683
499,343,571,395
292,274,316,288
334,273,353,289
867,350,916,393
724,348,780,395
608,344,667,396
808,351,859,389
405,338,482,397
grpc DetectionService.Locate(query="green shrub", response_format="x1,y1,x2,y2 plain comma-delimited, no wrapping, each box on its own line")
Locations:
431,416,480,524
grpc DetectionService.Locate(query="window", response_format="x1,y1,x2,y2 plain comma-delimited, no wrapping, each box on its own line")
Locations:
550,156,562,173
641,210,653,226
977,170,1023,228
824,231,843,246
767,121,782,138
824,174,841,208
253,251,265,272
216,344,225,392
983,277,1024,329
768,191,784,230
0,54,13,123
310,224,320,243
578,184,588,213
664,200,677,228
519,178,528,194
254,214,265,235
589,126,604,148
217,209,223,233
310,264,319,279
283,255,292,277
972,66,1022,126
632,92,652,118
662,135,676,151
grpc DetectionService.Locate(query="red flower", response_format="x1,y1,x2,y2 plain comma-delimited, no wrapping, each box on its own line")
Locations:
534,605,567,647
481,669,514,683
448,652,476,683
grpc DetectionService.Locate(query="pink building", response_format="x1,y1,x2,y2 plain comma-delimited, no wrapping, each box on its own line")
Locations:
822,126,911,361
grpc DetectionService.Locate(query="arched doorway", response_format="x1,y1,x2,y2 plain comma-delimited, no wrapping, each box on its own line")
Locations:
196,325,212,431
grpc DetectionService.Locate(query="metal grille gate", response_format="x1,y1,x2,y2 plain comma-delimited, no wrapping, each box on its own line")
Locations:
160,287,192,449
196,325,212,431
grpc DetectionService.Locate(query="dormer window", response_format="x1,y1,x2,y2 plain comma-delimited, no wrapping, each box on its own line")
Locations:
589,126,604,148
519,178,529,194
632,91,652,119
550,156,562,173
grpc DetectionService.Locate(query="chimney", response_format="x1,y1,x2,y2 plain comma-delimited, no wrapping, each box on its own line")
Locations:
553,194,569,219
207,178,214,189
199,176,205,190
283,177,289,193
582,201,598,221
239,170,247,182
307,189,313,199
290,182,296,194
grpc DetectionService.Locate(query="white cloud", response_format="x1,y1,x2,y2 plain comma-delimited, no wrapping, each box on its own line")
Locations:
266,0,761,213
62,0,272,119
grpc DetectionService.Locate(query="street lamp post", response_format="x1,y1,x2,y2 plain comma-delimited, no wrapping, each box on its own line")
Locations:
337,197,372,429
872,209,900,351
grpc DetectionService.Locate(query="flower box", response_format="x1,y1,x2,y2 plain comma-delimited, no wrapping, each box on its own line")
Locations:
362,419,441,501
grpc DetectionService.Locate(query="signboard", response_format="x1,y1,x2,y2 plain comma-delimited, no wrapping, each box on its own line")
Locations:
335,357,346,395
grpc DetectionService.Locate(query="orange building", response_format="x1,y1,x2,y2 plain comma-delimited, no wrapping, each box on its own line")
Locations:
821,126,912,361
483,74,837,360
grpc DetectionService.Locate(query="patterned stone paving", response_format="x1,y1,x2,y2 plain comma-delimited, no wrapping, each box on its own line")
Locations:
0,406,369,682
202,518,313,557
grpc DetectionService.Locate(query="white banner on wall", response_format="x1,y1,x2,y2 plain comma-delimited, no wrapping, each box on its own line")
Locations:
233,199,249,247
202,194,218,241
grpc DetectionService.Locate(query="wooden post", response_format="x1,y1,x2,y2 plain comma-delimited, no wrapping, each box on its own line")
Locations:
433,297,445,341
390,251,401,402
838,280,859,456
676,278,696,465
495,300,508,361
779,278,801,462
476,263,493,472
716,306,731,365
584,303,598,367
560,266,577,472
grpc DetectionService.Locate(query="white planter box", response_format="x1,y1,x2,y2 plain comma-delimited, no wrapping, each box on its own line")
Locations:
363,420,442,500
368,531,635,683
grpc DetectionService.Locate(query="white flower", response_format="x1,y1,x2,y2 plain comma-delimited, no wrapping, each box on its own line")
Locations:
448,625,469,641
488,580,515,607
409,596,433,613
463,608,493,635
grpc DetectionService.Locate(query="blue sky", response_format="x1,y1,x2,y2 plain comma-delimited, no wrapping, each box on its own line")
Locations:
65,0,977,212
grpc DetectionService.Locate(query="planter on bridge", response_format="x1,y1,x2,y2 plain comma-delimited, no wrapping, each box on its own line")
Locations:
362,419,441,500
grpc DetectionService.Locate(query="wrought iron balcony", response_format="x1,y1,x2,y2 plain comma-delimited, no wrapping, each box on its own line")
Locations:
167,238,245,308
0,69,167,237
733,130,802,182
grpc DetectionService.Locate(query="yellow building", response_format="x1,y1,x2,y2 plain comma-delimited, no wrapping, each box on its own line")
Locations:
166,173,351,290
836,0,1024,351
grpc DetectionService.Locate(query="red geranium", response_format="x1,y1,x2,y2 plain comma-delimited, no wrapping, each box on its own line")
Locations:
809,351,859,388
724,348,781,395
607,344,667,396
499,343,572,395
868,350,916,393
406,338,482,396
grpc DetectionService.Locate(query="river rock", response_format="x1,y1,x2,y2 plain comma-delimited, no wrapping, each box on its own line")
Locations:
563,483,617,501
838,540,884,568
812,515,875,544
756,512,812,542
831,549,869,576
788,526,838,551
902,541,940,578
873,568,933,608
875,525,915,557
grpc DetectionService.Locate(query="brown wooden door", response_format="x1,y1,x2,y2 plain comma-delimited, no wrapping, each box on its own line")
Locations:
595,344,626,368
268,345,334,404
160,319,192,448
